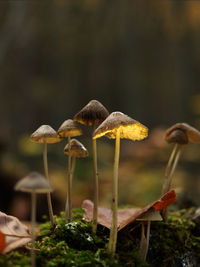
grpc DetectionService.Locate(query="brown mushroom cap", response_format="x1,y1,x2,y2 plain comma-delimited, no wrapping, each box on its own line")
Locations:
73,100,109,126
14,172,53,193
30,125,61,143
57,119,82,138
165,129,188,145
64,139,88,158
165,123,200,144
93,111,148,141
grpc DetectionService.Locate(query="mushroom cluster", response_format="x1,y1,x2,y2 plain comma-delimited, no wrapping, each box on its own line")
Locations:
12,100,200,264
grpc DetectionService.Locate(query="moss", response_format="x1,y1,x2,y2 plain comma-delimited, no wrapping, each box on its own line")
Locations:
0,208,199,266
148,208,200,266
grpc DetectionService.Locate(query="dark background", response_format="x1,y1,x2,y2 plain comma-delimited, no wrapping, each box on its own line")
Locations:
0,0,200,221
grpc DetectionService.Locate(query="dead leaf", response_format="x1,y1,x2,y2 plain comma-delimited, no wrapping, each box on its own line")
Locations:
82,190,176,231
0,211,31,254
0,231,6,253
153,189,176,211
82,200,140,228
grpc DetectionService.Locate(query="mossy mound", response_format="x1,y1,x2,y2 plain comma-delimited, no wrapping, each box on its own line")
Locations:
0,208,199,266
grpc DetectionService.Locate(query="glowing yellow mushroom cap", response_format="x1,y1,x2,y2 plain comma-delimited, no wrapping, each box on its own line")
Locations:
57,119,82,138
74,100,109,126
93,112,148,141
30,125,61,144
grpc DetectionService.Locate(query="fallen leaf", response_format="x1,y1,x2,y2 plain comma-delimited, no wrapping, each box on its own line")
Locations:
153,189,176,211
82,200,139,229
82,190,176,231
0,231,6,253
0,211,31,254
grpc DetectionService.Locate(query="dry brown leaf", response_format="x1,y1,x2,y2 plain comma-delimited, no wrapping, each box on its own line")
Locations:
0,211,31,254
0,231,6,253
82,190,176,231
82,200,139,229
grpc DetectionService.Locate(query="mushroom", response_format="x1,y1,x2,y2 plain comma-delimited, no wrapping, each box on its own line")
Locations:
57,119,82,222
30,125,61,226
161,123,200,221
14,172,53,267
136,207,163,261
74,100,109,233
64,139,88,212
93,111,148,255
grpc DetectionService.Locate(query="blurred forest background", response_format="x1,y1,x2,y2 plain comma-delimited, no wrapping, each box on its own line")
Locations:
0,0,200,221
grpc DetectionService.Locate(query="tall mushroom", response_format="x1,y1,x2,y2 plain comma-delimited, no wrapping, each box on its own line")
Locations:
14,172,53,267
57,119,82,222
161,123,200,221
93,111,148,255
30,125,61,226
74,100,109,233
64,138,88,214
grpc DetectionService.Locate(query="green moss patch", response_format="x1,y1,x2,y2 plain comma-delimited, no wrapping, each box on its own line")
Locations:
0,208,199,266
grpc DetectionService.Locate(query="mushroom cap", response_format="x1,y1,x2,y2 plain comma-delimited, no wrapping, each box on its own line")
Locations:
165,123,200,144
30,125,61,144
165,129,188,145
14,172,53,194
57,119,82,138
64,139,88,158
136,208,163,221
93,111,148,141
73,100,109,126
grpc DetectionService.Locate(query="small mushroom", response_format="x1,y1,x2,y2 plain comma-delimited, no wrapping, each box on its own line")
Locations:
64,139,88,212
136,208,163,261
161,123,200,221
30,125,61,226
57,119,82,222
93,111,148,255
14,172,53,267
74,100,109,233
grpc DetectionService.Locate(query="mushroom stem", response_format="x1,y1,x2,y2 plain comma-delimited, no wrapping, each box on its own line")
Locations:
71,155,76,186
31,192,36,267
92,136,98,233
66,136,72,222
108,129,120,255
164,143,178,177
168,145,182,188
144,221,151,261
43,141,54,226
162,144,182,196
140,223,147,260
162,145,183,221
